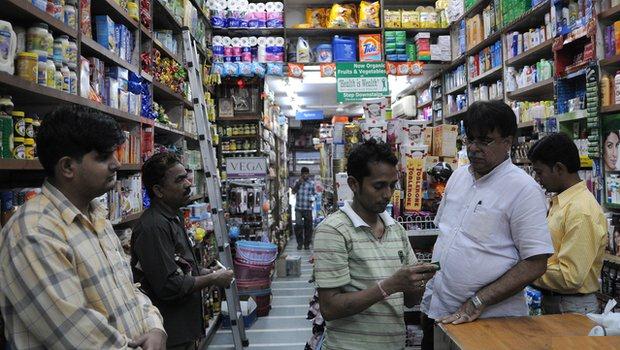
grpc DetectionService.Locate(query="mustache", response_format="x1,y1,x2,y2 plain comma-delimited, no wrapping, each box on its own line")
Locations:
184,188,191,196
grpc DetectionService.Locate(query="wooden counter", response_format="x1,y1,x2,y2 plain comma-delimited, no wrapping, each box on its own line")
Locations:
434,314,620,349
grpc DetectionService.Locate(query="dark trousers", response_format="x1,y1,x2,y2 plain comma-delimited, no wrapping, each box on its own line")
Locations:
421,313,435,350
295,209,313,248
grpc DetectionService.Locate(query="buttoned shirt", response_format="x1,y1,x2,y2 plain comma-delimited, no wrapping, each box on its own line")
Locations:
534,181,607,294
314,200,417,350
131,202,204,347
421,159,554,319
295,179,316,211
0,181,164,349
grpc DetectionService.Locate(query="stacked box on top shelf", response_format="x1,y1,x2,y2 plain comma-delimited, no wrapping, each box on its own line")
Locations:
385,31,408,61
95,16,136,64
501,0,531,27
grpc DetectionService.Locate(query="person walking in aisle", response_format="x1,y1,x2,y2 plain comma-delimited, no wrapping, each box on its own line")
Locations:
527,133,606,315
292,166,316,250
131,152,234,350
314,139,439,350
420,101,554,349
0,105,166,349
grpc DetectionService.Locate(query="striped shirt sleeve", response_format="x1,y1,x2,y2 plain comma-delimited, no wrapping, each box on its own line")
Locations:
313,223,351,289
2,227,130,349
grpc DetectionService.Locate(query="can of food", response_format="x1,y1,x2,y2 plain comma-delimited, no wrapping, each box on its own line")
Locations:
11,111,26,138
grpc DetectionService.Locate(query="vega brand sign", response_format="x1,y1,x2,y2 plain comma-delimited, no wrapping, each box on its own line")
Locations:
336,62,389,103
225,157,268,178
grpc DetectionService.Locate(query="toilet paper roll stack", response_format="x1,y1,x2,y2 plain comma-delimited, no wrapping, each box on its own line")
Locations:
212,35,284,63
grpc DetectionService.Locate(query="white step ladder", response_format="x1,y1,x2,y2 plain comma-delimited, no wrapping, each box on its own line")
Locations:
181,28,249,349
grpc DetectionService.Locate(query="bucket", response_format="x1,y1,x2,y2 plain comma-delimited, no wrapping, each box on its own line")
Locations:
332,36,357,62
234,259,273,280
315,44,332,63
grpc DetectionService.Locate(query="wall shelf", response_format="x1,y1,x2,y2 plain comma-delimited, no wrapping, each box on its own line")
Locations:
507,78,554,101
466,30,501,58
445,83,467,95
6,0,78,39
91,0,140,30
152,80,193,108
601,104,620,114
505,39,554,67
81,36,139,74
153,39,183,66
469,65,502,85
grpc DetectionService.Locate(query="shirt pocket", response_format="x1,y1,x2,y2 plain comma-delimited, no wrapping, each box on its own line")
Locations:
461,205,503,244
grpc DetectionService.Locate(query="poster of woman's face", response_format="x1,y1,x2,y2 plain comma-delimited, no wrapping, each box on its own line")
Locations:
604,131,620,172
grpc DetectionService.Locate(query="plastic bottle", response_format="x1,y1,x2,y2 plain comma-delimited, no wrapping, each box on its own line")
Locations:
60,65,70,92
46,57,55,88
37,54,47,86
602,75,611,107
64,0,77,29
296,37,310,63
45,30,53,59
26,23,49,57
54,67,63,91
615,71,620,105
69,69,77,94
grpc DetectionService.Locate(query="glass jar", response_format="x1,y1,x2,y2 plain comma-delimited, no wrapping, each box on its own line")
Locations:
24,138,35,160
24,117,33,139
46,57,56,88
54,68,63,91
0,95,14,115
66,39,77,69
69,69,77,94
45,30,53,58
17,52,38,83
13,137,25,159
58,35,69,65
26,23,49,57
53,38,63,66
37,54,47,86
60,65,70,92
63,0,77,29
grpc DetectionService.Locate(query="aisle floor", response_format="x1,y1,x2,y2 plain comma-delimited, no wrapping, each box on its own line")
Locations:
206,241,315,349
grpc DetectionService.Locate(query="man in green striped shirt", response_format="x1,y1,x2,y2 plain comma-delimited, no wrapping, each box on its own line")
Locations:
314,139,438,350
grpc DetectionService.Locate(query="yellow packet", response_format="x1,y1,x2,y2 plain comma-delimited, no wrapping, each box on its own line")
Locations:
358,1,380,28
328,4,354,28
305,8,323,28
384,9,401,28
401,10,419,28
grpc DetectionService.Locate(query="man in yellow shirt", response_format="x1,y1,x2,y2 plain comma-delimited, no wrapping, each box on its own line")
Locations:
528,133,607,314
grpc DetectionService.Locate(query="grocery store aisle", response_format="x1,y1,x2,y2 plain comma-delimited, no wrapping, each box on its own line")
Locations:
206,240,315,349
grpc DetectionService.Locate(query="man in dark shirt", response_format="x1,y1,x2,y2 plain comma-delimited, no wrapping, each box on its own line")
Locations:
131,152,234,349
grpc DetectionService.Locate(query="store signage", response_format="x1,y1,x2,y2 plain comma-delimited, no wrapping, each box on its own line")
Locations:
225,157,268,178
404,158,424,212
336,62,389,103
295,110,324,121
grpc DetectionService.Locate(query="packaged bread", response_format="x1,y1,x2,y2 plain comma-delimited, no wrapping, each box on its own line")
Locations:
384,9,401,28
358,1,380,28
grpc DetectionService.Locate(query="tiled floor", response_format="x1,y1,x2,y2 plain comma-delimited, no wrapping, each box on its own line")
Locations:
206,241,315,349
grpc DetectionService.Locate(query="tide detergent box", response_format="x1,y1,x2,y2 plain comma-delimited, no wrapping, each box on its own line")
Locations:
359,34,382,62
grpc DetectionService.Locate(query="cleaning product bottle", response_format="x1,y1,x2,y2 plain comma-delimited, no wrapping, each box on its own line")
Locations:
296,37,310,63
602,74,611,107
615,71,620,105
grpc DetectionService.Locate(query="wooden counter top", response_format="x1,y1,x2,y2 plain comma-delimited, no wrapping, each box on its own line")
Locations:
435,314,620,349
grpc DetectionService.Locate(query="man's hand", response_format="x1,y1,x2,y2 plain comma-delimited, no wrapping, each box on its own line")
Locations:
438,299,483,325
128,329,167,350
200,267,213,275
382,264,438,295
212,269,234,288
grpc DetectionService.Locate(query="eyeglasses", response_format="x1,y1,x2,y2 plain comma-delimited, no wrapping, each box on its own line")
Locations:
462,137,499,148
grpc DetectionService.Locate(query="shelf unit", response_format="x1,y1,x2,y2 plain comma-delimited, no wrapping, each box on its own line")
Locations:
507,78,554,101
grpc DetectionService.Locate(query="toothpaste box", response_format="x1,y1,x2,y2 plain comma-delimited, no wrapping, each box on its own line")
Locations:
358,34,382,62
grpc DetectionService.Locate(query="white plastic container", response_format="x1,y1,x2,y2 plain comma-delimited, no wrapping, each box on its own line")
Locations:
0,20,17,75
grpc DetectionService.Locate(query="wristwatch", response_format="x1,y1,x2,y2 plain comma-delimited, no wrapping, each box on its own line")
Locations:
471,294,485,309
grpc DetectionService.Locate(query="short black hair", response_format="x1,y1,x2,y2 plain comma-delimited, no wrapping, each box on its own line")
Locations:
464,101,517,139
347,138,398,183
142,152,182,198
300,167,310,174
37,105,125,177
528,133,580,173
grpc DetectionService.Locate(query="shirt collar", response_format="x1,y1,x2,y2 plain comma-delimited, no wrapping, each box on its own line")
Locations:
151,200,182,221
340,200,396,228
42,180,107,225
467,157,513,183
552,181,587,208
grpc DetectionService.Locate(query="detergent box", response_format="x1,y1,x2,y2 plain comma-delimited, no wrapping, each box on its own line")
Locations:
358,34,382,62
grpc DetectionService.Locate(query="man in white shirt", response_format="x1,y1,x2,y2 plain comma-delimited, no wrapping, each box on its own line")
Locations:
420,101,554,349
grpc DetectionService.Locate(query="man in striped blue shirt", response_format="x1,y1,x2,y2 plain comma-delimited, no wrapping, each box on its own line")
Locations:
292,167,316,250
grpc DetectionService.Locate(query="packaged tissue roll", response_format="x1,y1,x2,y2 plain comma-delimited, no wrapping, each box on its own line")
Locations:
265,2,284,28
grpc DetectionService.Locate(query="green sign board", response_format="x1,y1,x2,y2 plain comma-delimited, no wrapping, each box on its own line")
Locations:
336,62,390,103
